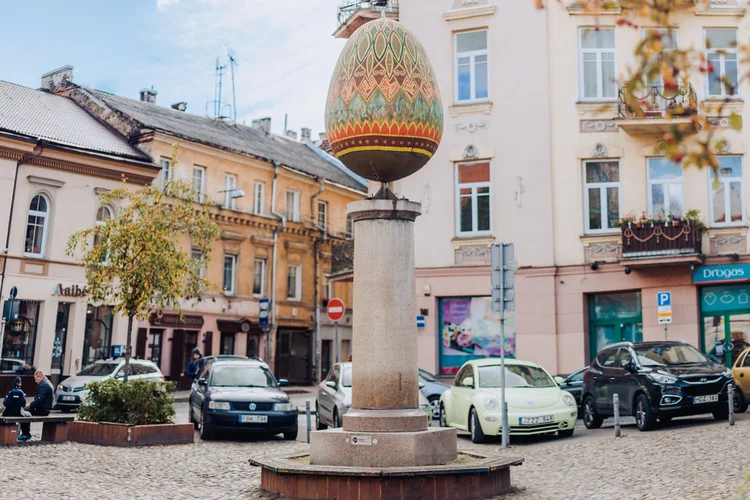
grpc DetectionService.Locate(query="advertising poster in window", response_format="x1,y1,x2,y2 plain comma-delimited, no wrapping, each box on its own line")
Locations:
438,297,515,375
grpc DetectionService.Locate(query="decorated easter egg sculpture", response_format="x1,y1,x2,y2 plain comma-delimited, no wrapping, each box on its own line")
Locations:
325,18,443,183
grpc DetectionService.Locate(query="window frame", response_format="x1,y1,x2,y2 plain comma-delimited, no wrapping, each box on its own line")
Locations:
94,205,114,263
345,214,353,240
704,28,739,99
224,174,238,210
159,157,172,188
708,155,745,228
286,190,300,222
455,161,492,237
583,159,622,235
454,29,490,104
253,181,265,215
286,263,302,302
317,200,328,232
191,248,206,279
647,157,685,218
192,165,206,203
578,27,617,102
24,193,51,258
253,258,266,297
223,254,237,295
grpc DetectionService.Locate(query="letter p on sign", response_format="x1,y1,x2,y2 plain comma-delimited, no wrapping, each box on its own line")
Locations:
657,292,671,307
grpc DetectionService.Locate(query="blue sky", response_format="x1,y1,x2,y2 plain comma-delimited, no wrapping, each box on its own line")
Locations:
0,0,346,138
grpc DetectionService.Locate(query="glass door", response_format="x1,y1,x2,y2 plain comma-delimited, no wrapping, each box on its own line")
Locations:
589,291,643,361
51,303,70,385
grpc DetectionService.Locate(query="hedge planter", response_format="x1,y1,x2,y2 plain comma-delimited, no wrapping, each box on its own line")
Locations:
69,421,194,447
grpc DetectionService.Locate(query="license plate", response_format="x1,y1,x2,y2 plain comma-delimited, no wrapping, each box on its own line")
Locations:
693,395,719,404
61,395,76,402
239,415,268,423
519,415,554,425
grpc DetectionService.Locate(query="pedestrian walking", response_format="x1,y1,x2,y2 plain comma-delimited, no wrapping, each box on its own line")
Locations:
19,370,54,441
181,348,204,389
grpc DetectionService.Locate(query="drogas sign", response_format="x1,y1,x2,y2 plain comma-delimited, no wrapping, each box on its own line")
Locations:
693,264,750,284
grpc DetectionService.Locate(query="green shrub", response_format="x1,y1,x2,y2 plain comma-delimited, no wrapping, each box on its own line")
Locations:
77,378,176,425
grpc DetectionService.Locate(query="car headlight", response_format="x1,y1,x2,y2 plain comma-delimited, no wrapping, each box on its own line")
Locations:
483,396,500,411
273,402,294,411
648,373,678,385
724,369,733,379
563,394,575,407
208,401,230,410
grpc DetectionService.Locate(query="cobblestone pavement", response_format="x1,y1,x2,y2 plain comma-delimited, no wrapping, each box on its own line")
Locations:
2,410,749,499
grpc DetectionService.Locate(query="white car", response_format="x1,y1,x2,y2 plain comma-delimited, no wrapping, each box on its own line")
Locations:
315,362,432,429
439,358,578,443
55,358,164,410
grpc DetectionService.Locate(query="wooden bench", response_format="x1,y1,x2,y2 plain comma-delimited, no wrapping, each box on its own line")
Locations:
0,415,75,445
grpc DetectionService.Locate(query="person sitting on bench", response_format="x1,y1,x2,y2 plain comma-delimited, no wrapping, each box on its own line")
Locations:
3,376,27,441
19,370,54,441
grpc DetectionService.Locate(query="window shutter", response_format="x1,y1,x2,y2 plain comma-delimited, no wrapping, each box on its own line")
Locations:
136,328,147,359
203,331,213,356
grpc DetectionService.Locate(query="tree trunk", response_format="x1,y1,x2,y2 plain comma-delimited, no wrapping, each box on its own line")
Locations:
124,314,134,383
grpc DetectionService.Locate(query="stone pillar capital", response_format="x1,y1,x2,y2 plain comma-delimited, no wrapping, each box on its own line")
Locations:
346,199,421,223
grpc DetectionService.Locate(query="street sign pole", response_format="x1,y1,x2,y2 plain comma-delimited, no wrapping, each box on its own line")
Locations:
335,321,339,363
491,243,515,450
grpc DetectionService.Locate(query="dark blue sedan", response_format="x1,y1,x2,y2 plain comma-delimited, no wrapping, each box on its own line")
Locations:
189,359,297,441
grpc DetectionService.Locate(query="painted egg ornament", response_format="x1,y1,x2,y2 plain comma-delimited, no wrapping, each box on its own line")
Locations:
325,18,443,183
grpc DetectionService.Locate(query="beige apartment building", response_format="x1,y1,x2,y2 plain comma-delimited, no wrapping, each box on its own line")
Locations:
339,0,750,377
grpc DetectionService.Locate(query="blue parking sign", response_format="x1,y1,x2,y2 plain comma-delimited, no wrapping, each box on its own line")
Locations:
657,292,671,307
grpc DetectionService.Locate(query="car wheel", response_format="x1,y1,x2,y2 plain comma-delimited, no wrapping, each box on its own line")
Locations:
635,394,656,431
189,405,199,430
315,403,327,430
333,409,340,428
199,410,215,441
713,406,729,421
469,408,487,444
558,429,574,438
734,390,748,414
283,426,299,441
428,396,440,420
582,396,603,429
439,404,448,428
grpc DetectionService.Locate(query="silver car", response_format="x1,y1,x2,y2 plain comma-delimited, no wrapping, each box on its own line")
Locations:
315,362,432,429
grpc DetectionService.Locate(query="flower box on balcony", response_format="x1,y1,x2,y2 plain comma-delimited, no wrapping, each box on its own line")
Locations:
621,220,702,259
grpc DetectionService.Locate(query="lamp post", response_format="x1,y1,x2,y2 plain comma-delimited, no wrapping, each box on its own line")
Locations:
0,140,45,363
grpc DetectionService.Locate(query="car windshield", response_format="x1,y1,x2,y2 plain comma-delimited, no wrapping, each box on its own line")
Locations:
478,365,556,389
419,370,439,383
635,344,708,367
342,368,352,387
211,365,276,388
77,363,119,376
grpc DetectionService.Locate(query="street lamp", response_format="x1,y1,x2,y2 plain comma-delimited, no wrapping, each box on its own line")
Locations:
218,188,245,199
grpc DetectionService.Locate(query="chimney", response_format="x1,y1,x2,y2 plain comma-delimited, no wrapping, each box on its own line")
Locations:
285,130,298,140
41,65,73,91
252,117,272,134
300,127,311,142
319,132,328,142
140,87,158,104
171,101,187,112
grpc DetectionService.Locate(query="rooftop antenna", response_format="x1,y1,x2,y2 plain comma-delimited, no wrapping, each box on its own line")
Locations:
284,114,288,135
207,56,231,120
228,47,238,125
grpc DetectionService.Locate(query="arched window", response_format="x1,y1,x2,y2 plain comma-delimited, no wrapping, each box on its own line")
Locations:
94,206,113,261
24,194,50,257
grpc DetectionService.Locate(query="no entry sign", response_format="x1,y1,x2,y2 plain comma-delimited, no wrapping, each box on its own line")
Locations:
327,298,345,322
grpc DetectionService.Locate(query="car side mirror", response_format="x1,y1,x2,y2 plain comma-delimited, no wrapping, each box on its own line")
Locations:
623,360,636,373
554,376,565,385
419,382,425,389
197,378,207,386
115,372,124,379
461,377,474,388
278,379,289,387
326,380,337,389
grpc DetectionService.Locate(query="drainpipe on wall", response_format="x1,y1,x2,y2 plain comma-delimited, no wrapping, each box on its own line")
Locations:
269,162,287,372
311,178,325,382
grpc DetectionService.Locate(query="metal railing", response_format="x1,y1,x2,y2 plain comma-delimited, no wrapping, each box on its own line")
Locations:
337,0,398,28
621,220,702,259
618,83,698,119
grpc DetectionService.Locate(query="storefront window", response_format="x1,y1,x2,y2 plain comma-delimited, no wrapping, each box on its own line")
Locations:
438,297,513,376
588,291,642,361
148,330,163,368
220,332,235,355
1,300,40,372
83,305,113,367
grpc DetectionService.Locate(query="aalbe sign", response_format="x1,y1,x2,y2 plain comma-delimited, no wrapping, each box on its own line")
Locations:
327,298,345,322
52,284,88,297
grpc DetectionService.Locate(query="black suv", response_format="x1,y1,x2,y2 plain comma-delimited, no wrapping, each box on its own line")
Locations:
582,340,733,431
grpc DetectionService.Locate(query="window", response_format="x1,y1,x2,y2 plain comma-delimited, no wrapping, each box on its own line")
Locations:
710,156,744,226
94,205,113,262
223,254,237,295
191,249,205,279
287,264,302,301
224,174,238,210
583,160,620,233
286,190,300,222
253,182,265,215
253,258,266,297
0,300,40,370
345,214,353,240
455,162,491,236
579,28,616,100
706,29,738,98
192,166,206,203
83,305,113,366
317,201,328,231
159,157,172,187
148,330,163,368
455,30,488,102
220,332,235,355
24,194,50,257
648,158,684,217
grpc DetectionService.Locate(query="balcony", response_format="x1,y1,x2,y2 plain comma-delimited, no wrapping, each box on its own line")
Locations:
620,220,704,267
617,84,699,135
334,0,399,39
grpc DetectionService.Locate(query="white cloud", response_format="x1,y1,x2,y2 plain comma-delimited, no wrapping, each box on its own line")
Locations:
148,0,346,138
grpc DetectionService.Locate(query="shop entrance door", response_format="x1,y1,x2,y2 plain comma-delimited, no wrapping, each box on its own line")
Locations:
275,329,312,384
700,284,750,367
589,292,643,362
50,303,70,385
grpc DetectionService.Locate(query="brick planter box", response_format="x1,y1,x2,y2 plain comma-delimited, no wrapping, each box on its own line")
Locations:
69,421,194,447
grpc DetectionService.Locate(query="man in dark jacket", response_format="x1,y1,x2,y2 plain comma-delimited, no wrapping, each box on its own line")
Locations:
19,370,54,440
183,348,204,379
2,376,26,416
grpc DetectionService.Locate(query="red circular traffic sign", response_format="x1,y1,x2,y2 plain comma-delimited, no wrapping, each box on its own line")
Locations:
327,298,345,322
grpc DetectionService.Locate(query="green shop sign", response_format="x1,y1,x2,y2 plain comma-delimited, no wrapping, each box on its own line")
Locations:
700,283,750,314
693,264,750,284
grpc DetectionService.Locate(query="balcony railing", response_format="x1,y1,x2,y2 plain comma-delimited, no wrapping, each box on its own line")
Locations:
618,84,698,120
621,220,702,259
335,0,398,37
